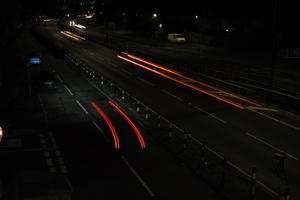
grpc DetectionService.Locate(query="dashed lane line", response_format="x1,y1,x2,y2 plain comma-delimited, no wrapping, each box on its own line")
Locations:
194,106,227,124
92,121,111,143
57,74,64,83
248,108,300,131
162,89,183,102
138,78,155,86
121,69,133,76
246,132,299,161
120,155,155,197
64,85,74,96
75,100,89,114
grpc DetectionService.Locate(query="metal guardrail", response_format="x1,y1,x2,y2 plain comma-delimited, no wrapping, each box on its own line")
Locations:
64,52,291,200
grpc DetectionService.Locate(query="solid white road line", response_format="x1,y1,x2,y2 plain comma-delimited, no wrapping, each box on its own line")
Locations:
194,106,227,124
248,108,300,131
64,85,74,96
162,89,183,101
92,121,111,143
75,100,89,114
138,78,155,86
120,155,155,197
246,132,299,161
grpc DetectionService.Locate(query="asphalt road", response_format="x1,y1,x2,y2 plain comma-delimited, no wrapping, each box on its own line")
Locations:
36,24,300,199
68,19,300,94
21,26,226,200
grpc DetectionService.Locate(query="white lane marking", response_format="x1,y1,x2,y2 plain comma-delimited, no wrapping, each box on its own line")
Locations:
248,108,300,131
246,106,278,112
64,85,74,96
75,100,89,114
138,78,155,86
57,75,64,83
120,155,155,197
92,121,111,143
194,106,227,124
121,69,133,76
189,135,279,197
246,132,299,161
162,89,183,101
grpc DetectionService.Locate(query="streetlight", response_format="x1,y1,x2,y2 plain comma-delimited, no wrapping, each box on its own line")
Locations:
195,15,199,19
152,13,158,18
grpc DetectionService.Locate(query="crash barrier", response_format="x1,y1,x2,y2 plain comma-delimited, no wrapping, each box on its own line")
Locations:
65,52,291,200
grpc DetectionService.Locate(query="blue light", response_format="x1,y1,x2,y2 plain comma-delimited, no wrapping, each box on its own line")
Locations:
29,58,41,64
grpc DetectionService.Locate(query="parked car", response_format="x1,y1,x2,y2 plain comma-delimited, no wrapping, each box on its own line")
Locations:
167,33,186,43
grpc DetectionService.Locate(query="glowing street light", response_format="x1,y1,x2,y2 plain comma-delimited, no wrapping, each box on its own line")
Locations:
0,126,3,142
152,13,158,18
195,15,199,19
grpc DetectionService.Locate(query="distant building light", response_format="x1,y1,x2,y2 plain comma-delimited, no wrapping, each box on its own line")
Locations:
122,12,126,16
159,24,163,28
195,15,199,19
152,13,157,18
226,29,230,32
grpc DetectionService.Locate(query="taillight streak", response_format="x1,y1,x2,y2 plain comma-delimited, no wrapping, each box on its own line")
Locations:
108,101,146,148
122,52,261,107
122,52,181,76
91,102,120,149
117,55,245,109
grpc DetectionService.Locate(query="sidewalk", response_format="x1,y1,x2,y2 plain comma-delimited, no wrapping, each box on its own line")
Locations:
0,25,71,200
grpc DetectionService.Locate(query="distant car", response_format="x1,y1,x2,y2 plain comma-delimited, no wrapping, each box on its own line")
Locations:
32,71,57,90
167,33,186,43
